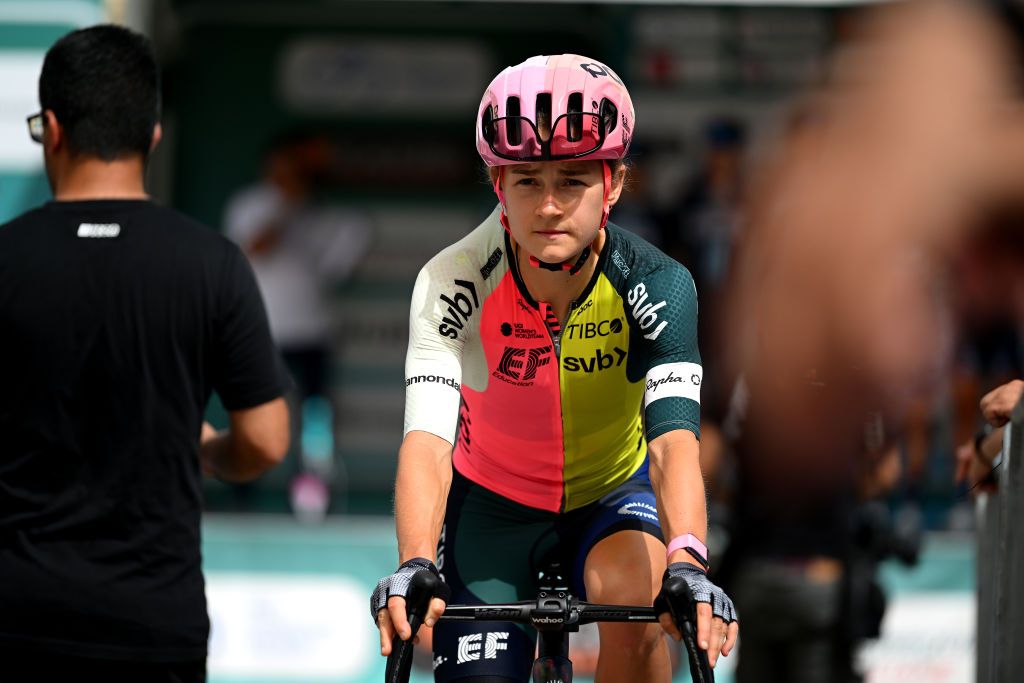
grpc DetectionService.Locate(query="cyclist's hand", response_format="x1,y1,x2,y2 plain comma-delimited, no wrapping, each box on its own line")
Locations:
655,563,738,668
370,558,449,656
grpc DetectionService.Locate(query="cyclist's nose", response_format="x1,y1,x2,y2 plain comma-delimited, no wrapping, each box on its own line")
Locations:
537,193,563,219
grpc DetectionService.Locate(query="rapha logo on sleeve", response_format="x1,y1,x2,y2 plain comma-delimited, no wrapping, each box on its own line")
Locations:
644,362,702,406
77,223,121,238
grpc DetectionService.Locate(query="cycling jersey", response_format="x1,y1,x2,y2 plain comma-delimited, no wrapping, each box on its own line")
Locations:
405,207,701,513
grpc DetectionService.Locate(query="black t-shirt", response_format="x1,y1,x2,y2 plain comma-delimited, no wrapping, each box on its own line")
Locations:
0,199,287,661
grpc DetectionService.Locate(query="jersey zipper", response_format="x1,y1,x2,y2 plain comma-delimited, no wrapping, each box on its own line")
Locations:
536,298,591,514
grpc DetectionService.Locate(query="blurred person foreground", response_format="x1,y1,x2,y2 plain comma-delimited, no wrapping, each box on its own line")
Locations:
729,0,1024,459
712,2,1024,681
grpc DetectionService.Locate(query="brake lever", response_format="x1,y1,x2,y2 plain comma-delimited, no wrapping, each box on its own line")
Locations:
661,576,715,683
384,570,440,683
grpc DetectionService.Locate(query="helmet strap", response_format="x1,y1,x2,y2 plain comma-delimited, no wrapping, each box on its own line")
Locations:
494,166,511,233
600,160,612,230
528,247,591,275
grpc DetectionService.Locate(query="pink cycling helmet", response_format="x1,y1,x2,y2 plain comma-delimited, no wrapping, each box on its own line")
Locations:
476,54,634,166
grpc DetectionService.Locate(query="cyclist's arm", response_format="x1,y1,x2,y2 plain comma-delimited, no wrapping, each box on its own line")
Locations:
379,261,470,652
398,262,466,560
635,261,738,662
647,429,706,571
395,430,453,563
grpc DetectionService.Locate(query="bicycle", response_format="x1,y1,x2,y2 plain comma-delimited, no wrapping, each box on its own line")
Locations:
385,560,714,683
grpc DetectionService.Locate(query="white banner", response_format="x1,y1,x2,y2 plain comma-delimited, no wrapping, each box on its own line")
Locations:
207,572,374,679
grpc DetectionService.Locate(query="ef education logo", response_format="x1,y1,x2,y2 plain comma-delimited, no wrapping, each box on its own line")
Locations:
457,632,509,664
493,345,552,386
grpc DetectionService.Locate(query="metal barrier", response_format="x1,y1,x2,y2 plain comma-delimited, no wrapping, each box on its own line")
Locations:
976,397,1024,682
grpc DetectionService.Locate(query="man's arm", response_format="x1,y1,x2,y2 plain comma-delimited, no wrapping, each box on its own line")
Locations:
200,397,289,482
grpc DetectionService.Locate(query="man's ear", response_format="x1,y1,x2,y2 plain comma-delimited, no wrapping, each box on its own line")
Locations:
150,122,162,153
43,110,62,154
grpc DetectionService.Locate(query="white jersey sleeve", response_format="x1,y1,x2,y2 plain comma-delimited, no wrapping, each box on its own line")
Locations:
404,265,470,443
403,209,505,444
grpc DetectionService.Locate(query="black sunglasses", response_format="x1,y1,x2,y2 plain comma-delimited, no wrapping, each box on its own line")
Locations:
26,112,43,143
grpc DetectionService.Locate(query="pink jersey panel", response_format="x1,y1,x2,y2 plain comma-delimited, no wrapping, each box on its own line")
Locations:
452,272,565,512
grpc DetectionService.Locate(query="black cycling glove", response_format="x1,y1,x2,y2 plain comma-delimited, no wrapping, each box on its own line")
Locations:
370,557,450,621
654,563,738,625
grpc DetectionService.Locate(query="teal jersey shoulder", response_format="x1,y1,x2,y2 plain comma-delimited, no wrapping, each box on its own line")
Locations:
601,222,702,441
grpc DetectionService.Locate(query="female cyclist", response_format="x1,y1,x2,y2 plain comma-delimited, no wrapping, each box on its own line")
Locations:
372,54,738,682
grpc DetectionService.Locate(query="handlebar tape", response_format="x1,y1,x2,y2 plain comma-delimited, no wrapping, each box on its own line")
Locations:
385,570,441,683
661,575,715,683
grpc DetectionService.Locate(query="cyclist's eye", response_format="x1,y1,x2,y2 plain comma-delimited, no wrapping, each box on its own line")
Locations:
515,178,537,187
564,178,586,187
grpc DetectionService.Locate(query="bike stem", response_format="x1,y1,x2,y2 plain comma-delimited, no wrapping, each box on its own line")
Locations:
532,564,577,683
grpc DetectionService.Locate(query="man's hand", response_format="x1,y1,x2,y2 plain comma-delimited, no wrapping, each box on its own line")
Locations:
371,558,450,656
954,441,985,490
654,563,739,668
980,379,1024,427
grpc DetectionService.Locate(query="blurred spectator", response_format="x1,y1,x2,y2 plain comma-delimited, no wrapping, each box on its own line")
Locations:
981,378,1024,426
671,117,747,301
955,378,1023,492
0,24,288,681
729,0,1024,446
717,369,912,683
224,130,371,520
665,118,747,406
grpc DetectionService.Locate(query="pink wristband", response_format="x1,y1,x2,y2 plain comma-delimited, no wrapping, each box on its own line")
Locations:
666,534,708,567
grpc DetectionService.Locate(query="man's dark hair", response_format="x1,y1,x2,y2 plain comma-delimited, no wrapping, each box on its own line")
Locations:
39,24,160,161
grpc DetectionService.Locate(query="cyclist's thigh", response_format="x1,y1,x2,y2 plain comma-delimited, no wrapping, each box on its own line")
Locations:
433,469,555,682
567,461,664,599
582,529,665,606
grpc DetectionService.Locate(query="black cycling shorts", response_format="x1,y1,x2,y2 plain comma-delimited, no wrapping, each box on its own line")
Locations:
432,460,663,682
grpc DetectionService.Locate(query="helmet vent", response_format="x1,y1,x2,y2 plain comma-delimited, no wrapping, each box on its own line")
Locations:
506,96,521,146
600,98,618,134
535,92,552,141
481,106,496,144
567,92,584,142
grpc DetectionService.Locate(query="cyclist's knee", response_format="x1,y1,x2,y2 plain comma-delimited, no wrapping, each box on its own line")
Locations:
583,531,663,606
599,620,664,656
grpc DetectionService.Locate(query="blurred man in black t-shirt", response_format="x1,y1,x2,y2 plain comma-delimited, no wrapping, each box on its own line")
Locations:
0,25,290,682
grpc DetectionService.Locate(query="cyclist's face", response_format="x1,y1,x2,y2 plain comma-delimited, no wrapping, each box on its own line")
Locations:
502,160,622,264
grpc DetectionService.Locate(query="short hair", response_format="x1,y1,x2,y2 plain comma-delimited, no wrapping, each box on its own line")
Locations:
39,24,160,161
